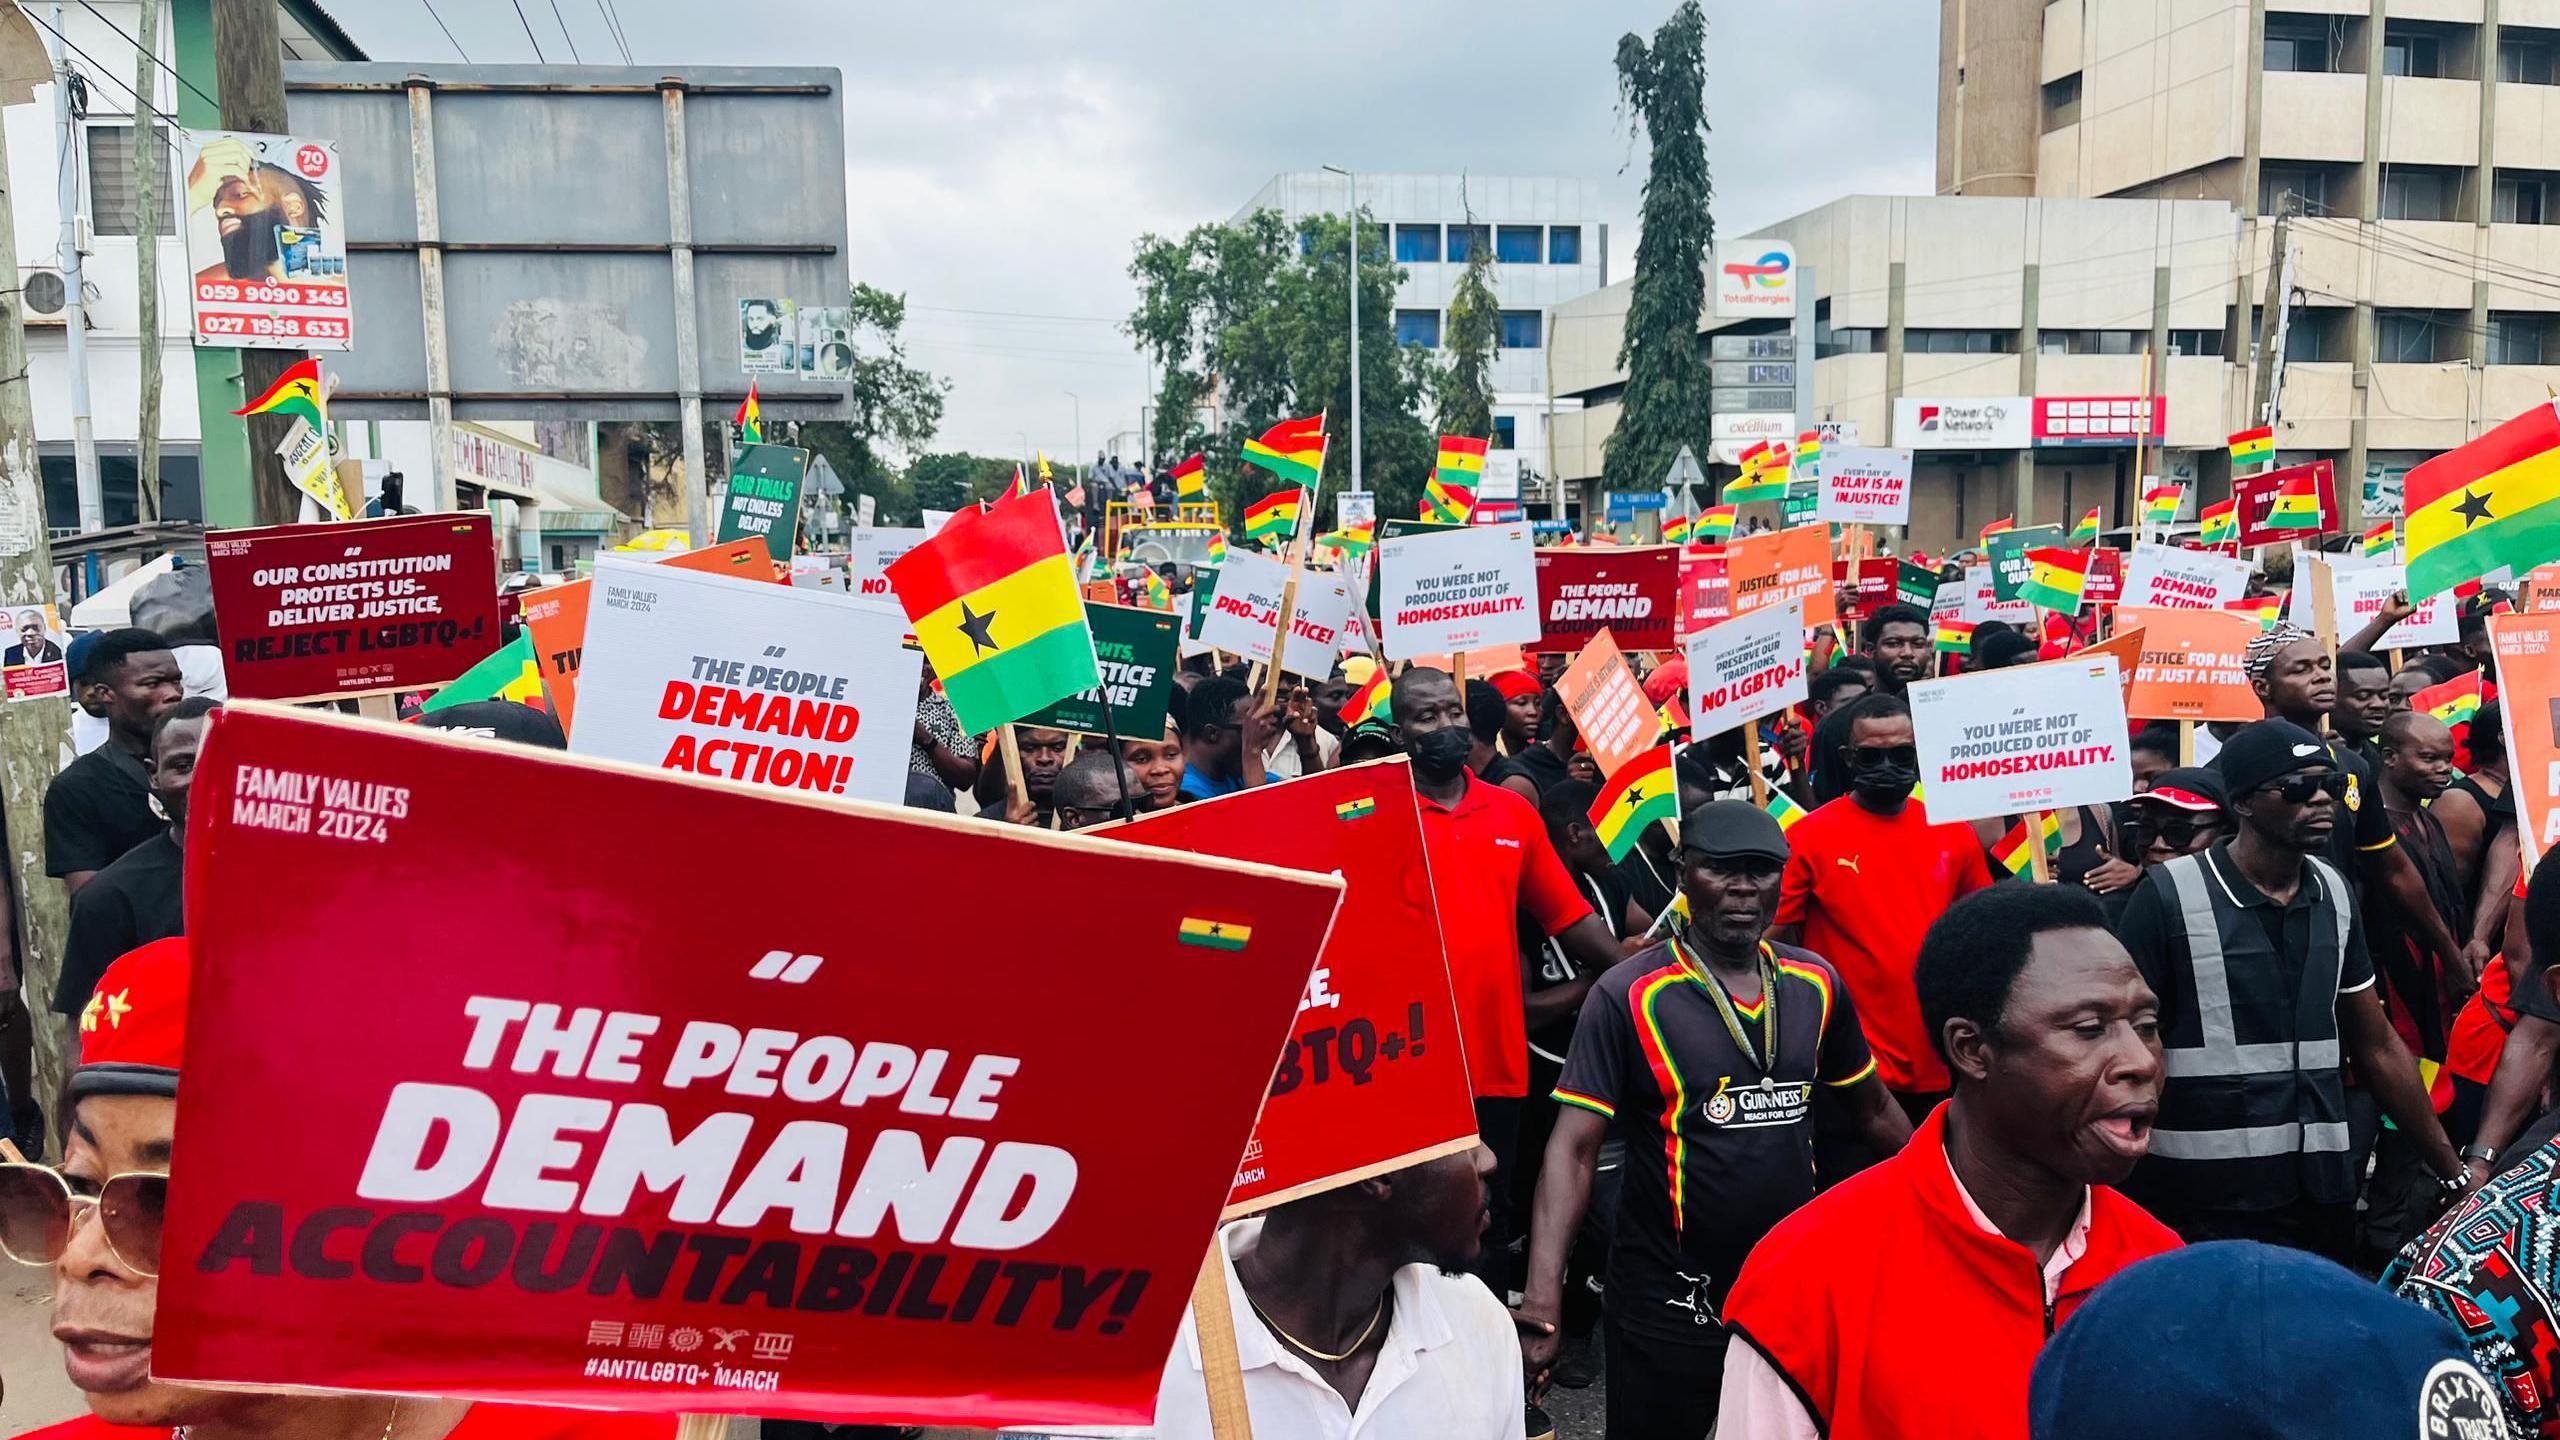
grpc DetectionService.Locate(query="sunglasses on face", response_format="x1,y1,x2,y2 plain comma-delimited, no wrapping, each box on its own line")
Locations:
0,1163,166,1276
2257,770,2346,805
1849,744,1919,770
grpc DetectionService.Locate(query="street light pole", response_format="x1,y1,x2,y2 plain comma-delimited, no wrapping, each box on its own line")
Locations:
1063,390,1081,484
1321,165,1362,496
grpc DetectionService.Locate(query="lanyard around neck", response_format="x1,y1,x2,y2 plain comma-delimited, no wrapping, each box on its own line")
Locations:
1672,933,1777,1072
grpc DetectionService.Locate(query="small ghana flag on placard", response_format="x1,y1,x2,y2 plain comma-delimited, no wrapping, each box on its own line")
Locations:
1991,811,2063,876
1339,669,1391,726
2414,671,2483,726
1424,476,1477,524
1178,917,1251,951
1436,434,1489,488
1696,506,1738,542
2265,468,2323,531
1766,789,1807,833
2362,521,2396,559
2018,547,2091,615
1170,452,1207,499
1244,488,1304,545
1980,516,2015,546
1334,795,1378,822
2142,485,2183,529
1242,412,1326,484
416,632,546,714
1662,513,1695,545
884,487,1102,735
1589,745,1678,862
2070,507,2102,547
1934,618,1976,653
2199,499,2239,547
2229,425,2274,471
2404,399,2560,605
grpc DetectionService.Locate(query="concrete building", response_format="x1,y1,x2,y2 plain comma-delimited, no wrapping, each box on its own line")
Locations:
1551,0,2560,551
1235,172,1606,512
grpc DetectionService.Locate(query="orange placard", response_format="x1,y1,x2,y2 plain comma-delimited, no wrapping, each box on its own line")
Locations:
2491,614,2560,866
515,579,590,736
2119,606,2264,722
2525,562,2560,615
662,536,784,583
1726,523,1837,629
2062,624,2147,704
1553,629,1657,776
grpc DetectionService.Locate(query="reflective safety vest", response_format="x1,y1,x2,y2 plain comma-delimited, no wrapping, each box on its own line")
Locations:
2144,850,2356,1208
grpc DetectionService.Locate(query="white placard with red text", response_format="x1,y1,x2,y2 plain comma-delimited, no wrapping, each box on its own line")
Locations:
1815,447,1914,526
2121,547,2252,610
2286,560,2456,647
848,527,929,599
1963,563,2036,625
1684,599,1810,740
1377,522,1542,659
1908,657,2134,824
1191,547,1358,676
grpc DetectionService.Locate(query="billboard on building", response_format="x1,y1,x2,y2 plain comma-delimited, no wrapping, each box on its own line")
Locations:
179,132,351,351
2032,396,2164,447
1712,240,1797,319
1894,397,2031,450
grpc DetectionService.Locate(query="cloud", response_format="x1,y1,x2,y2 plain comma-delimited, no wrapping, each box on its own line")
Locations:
340,1,1936,463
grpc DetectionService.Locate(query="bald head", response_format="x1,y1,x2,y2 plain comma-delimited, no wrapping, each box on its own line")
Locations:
1053,751,1139,829
2379,709,2456,802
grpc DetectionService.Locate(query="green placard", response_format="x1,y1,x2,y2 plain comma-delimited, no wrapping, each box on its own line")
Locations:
1185,565,1221,643
1022,603,1178,739
1987,525,2066,603
1781,481,1821,529
715,444,812,563
1896,560,1941,610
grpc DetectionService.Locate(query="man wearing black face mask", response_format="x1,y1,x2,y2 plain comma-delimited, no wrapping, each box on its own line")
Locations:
1773,692,1994,1122
1393,666,1621,1296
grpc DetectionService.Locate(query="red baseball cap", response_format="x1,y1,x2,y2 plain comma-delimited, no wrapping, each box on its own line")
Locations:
1489,669,1543,702
69,936,189,1099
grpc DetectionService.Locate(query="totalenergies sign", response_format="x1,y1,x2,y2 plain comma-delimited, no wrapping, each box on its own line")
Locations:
1713,239,1797,318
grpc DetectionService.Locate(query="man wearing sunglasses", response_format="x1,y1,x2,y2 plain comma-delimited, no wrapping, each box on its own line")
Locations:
15,937,670,1440
2112,718,2468,1261
2100,767,2229,925
1051,749,1141,832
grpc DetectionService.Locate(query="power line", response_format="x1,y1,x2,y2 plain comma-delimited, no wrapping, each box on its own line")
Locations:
18,5,187,140
418,0,469,60
506,0,548,62
595,0,634,63
545,0,582,64
72,0,219,113
909,303,1125,324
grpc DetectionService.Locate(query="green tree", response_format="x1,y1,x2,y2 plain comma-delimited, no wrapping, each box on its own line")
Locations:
1126,209,1436,531
1605,2,1714,499
795,282,950,524
1435,194,1499,443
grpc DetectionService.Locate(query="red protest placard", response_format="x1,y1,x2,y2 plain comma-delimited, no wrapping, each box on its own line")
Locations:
1678,546,1729,636
1726,523,1837,628
2235,459,2338,545
1110,761,1477,1215
156,704,1342,1427
2084,547,2124,607
205,513,502,700
1530,545,1679,654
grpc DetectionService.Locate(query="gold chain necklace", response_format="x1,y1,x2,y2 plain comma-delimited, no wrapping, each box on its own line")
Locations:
1248,1294,1386,1363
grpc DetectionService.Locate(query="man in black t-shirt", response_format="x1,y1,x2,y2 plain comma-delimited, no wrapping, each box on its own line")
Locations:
56,698,215,1047
42,629,181,896
1519,801,1908,1437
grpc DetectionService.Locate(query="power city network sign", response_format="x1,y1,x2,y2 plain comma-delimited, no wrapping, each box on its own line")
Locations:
1894,396,2032,450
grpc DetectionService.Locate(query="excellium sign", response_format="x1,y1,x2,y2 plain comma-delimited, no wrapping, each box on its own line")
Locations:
1894,396,2032,450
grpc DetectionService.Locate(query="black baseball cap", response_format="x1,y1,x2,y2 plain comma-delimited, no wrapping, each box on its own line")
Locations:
1676,799,1789,863
2213,718,2332,797
410,700,567,749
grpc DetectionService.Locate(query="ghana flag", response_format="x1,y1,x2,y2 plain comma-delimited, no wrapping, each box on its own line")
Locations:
1322,523,1375,558
1169,452,1207,499
1934,618,1976,653
1338,669,1391,727
2070,506,2102,546
2405,400,2560,604
2199,499,2239,547
1724,444,1787,503
2362,521,2396,559
1242,412,1327,484
1206,531,1228,566
2224,593,2284,629
1662,513,1695,545
2229,426,2274,471
2018,547,2091,615
1245,488,1304,544
2142,485,2183,529
1766,789,1807,833
1436,434,1489,488
2414,672,2483,726
1990,811,2063,876
734,383,763,445
2264,468,2323,531
1793,430,1823,478
1424,476,1477,523
1979,516,2015,547
416,632,546,714
884,488,1102,734
1696,506,1738,542
1589,745,1678,862
233,355,327,430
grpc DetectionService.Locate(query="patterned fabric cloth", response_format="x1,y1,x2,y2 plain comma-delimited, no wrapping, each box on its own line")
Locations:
2386,1136,2560,1436
908,686,973,780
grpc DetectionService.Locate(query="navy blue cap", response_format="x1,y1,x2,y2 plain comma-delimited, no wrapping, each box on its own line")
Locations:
2030,1241,2500,1440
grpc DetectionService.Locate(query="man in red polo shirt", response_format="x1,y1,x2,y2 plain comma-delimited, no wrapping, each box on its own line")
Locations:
1774,691,1993,1120
9,938,672,1440
1393,666,1623,1294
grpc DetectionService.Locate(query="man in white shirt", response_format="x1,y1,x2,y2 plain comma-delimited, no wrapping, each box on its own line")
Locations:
1114,1144,1520,1440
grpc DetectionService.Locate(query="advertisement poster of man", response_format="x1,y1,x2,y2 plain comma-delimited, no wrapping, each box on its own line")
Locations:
179,132,351,349
740,300,854,380
2,601,69,702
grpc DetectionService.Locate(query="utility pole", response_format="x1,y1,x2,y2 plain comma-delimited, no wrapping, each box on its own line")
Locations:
1321,165,1362,496
210,0,304,525
47,2,98,530
133,0,161,521
2250,206,2298,428
0,26,74,1126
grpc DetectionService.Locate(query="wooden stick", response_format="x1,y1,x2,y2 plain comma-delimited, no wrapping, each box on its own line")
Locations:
1743,725,1770,808
2027,809,2055,885
1264,565,1302,710
997,724,1029,807
355,692,397,723
1452,652,1469,692
674,1417,725,1440
2178,719,2197,767
1191,1243,1258,1440
2388,647,2403,674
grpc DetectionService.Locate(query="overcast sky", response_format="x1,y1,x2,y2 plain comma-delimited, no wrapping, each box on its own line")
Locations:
342,1,1937,463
